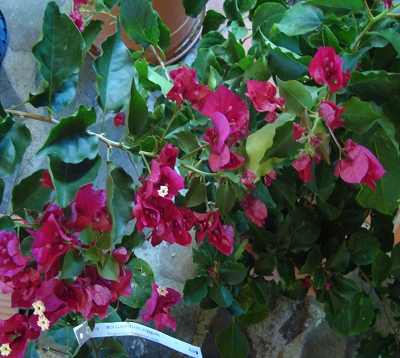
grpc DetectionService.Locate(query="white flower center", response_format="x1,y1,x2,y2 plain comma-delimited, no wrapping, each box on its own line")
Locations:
38,316,50,331
0,343,11,356
32,300,46,316
157,286,168,297
158,185,169,197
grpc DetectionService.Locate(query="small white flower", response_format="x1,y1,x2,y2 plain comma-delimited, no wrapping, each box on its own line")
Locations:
32,300,46,316
0,343,11,356
158,185,169,197
157,286,168,297
37,315,50,331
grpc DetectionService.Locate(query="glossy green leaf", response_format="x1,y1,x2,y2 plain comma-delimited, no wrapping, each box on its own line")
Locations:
202,10,226,35
120,0,160,47
11,169,52,217
97,255,120,281
348,71,400,105
117,228,145,252
252,277,272,305
174,131,199,154
357,129,400,215
298,246,323,275
30,2,84,111
23,341,40,358
252,3,286,35
60,249,84,279
277,78,312,116
182,0,208,18
270,176,297,210
106,163,135,239
265,38,312,80
372,250,391,286
291,206,321,250
237,299,270,326
185,177,207,208
183,275,210,305
220,261,248,285
192,247,213,271
82,20,103,53
303,0,365,17
126,78,148,137
193,48,221,85
223,0,245,27
0,116,31,178
211,283,233,307
261,121,300,163
93,19,135,114
306,160,336,201
97,337,128,358
277,3,324,36
331,274,360,296
216,184,236,217
216,319,250,358
357,333,396,358
373,28,400,54
134,60,172,95
341,97,381,135
254,251,276,276
253,180,276,208
120,258,155,308
348,231,380,266
37,106,98,163
348,292,374,335
20,236,35,259
47,153,102,208
325,242,350,273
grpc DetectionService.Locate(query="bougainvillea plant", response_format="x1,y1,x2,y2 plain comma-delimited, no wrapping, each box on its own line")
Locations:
1,0,400,356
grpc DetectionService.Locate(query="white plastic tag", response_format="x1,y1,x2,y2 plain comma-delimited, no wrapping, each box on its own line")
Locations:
73,321,203,358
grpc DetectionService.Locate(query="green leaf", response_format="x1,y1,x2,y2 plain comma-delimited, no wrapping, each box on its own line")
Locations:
98,337,128,358
372,250,391,286
216,184,236,217
298,246,323,275
348,292,374,335
60,249,84,279
106,163,135,239
269,176,297,210
276,78,312,116
202,10,226,35
48,153,102,208
331,274,360,296
30,2,84,111
265,38,312,80
23,341,40,358
254,251,276,276
93,19,135,114
306,160,336,201
184,177,207,208
291,206,321,250
357,333,396,358
97,255,120,281
82,20,103,53
121,258,155,308
325,242,350,273
261,120,300,163
174,131,199,154
126,78,148,136
20,236,35,259
192,247,213,271
341,97,381,135
120,0,160,47
12,169,52,217
253,180,276,208
183,275,210,305
277,3,324,36
192,48,221,84
219,261,248,285
183,0,208,18
303,0,365,17
348,71,400,105
348,231,380,266
211,283,233,307
373,28,400,54
391,242,400,281
252,277,272,305
357,129,400,215
216,319,250,358
134,60,172,95
117,228,145,251
237,299,270,326
252,3,286,35
0,116,31,178
37,106,98,163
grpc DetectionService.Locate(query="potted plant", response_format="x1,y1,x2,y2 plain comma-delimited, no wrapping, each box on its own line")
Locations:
1,0,400,357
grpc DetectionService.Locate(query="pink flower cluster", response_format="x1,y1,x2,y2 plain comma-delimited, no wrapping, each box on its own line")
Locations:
0,178,134,357
291,47,385,189
132,144,236,256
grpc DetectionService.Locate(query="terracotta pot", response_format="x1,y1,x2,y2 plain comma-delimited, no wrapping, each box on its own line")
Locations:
89,0,205,64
